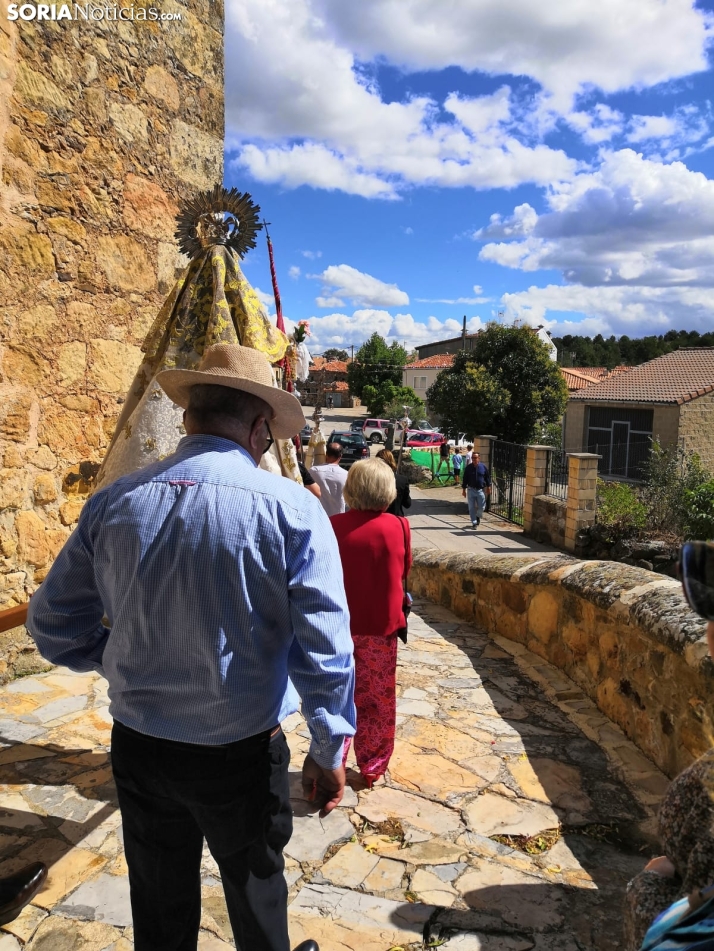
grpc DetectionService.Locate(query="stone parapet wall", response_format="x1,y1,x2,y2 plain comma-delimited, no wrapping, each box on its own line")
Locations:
0,2,224,611
409,548,712,779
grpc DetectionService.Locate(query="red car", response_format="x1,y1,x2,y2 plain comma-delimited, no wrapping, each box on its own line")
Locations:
406,431,446,448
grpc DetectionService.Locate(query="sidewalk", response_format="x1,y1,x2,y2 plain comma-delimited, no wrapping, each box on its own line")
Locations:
0,599,658,950
407,485,558,556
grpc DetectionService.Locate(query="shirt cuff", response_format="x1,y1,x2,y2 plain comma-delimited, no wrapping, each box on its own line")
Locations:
309,736,347,770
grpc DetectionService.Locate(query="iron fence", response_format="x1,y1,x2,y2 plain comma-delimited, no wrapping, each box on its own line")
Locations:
489,440,527,526
544,449,569,501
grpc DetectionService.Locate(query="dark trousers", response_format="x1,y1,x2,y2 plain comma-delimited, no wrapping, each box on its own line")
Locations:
110,720,292,951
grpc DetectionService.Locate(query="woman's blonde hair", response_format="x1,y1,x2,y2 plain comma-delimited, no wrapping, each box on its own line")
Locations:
344,458,397,511
376,449,397,472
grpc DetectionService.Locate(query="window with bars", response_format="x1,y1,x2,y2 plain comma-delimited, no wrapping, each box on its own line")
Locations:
586,406,653,480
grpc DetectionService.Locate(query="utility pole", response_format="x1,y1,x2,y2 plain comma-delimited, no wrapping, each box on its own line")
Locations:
461,315,466,350
350,344,354,362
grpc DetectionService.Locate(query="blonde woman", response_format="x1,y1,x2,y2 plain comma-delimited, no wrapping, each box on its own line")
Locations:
330,459,412,788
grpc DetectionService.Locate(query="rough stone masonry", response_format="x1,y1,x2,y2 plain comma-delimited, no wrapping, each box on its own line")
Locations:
0,0,224,643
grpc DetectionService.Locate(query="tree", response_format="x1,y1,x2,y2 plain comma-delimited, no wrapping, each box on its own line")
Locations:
362,381,424,420
346,333,408,399
322,348,349,363
427,323,568,444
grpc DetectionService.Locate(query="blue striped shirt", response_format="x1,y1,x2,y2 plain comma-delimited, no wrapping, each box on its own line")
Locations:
27,435,356,769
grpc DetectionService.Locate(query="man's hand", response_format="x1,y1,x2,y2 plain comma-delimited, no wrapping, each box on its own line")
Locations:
301,754,345,817
461,489,466,497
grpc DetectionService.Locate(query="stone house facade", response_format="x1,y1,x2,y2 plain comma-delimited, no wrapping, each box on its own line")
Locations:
0,1,224,609
402,354,454,416
564,349,714,478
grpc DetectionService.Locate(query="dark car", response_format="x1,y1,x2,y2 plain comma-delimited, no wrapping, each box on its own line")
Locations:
299,423,313,446
327,431,370,468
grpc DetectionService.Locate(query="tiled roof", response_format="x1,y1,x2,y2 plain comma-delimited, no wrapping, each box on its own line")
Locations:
561,368,601,390
569,349,714,404
311,357,326,369
325,380,349,391
405,354,456,369
321,360,348,373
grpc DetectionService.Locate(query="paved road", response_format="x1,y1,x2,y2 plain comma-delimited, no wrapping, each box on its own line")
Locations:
304,405,558,557
0,600,663,950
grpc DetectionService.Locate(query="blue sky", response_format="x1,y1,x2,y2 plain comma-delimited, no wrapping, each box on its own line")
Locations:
224,0,714,353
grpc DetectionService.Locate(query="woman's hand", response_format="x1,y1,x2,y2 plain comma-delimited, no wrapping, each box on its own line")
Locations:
644,856,676,877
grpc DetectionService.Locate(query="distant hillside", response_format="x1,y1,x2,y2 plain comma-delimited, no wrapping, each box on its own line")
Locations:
552,329,714,369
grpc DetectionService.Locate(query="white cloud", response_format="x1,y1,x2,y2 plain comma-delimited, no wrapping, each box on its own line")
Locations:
500,283,714,337
477,150,714,288
567,104,625,145
225,0,579,198
314,264,410,307
403,226,414,235
316,295,346,308
288,265,301,279
315,0,712,109
416,285,490,304
285,310,486,351
301,250,323,259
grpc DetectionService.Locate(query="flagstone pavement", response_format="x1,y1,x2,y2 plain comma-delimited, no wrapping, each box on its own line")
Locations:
0,599,668,951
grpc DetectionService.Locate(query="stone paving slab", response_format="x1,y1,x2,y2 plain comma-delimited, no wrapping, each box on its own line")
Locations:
0,598,663,949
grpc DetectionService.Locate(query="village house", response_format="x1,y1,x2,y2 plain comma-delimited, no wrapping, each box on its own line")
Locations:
564,348,714,478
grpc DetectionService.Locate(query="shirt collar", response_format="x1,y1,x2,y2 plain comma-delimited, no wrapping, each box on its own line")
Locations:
175,434,258,468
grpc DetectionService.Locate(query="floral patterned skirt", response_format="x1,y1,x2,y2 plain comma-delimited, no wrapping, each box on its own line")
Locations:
342,634,398,781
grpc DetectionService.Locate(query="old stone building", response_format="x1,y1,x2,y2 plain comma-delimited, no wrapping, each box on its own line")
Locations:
0,0,224,610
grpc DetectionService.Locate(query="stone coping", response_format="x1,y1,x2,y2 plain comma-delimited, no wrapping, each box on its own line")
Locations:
412,548,709,668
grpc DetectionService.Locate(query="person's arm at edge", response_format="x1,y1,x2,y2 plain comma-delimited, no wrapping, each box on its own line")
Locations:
286,502,355,815
26,494,109,675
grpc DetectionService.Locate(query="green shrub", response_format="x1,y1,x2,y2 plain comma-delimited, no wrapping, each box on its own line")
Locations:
596,480,647,536
684,481,714,540
640,441,710,534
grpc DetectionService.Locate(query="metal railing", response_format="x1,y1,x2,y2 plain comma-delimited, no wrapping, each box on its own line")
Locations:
489,440,527,526
544,449,569,501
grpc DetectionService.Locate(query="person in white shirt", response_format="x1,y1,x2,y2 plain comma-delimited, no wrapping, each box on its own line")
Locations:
464,444,474,466
310,443,348,517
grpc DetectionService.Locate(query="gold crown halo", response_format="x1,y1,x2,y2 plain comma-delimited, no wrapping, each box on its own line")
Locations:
175,186,262,260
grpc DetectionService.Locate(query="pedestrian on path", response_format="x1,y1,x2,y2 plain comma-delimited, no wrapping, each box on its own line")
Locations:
452,448,464,485
464,444,473,466
330,459,412,789
376,448,412,518
461,450,491,528
26,344,356,951
310,442,348,516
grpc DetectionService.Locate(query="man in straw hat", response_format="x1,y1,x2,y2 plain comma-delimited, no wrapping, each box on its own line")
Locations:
27,343,356,951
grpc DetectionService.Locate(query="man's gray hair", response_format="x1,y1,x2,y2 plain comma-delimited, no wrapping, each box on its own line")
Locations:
186,384,271,428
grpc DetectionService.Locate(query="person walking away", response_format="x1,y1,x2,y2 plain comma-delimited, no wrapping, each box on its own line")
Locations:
462,450,491,528
376,449,412,518
330,459,411,790
452,447,463,485
438,437,450,478
310,442,348,516
26,344,355,951
464,444,473,466
292,436,321,500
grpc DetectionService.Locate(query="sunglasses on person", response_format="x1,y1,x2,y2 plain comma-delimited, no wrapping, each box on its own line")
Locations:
679,541,714,621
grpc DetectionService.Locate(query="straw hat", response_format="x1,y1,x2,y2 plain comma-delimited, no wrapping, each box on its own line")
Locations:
156,344,305,439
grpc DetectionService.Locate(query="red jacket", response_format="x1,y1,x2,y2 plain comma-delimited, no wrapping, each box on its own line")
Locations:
330,510,412,638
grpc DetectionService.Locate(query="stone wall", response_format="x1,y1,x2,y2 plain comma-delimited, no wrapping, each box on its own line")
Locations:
679,389,714,473
409,549,712,779
0,2,224,616
530,495,566,548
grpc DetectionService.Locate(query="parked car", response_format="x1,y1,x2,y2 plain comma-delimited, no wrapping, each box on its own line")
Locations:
362,418,392,444
415,420,437,431
406,432,446,448
350,420,366,433
300,423,313,446
327,431,370,468
447,433,469,448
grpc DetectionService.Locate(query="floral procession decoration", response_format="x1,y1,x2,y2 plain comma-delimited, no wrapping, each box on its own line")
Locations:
291,320,312,383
